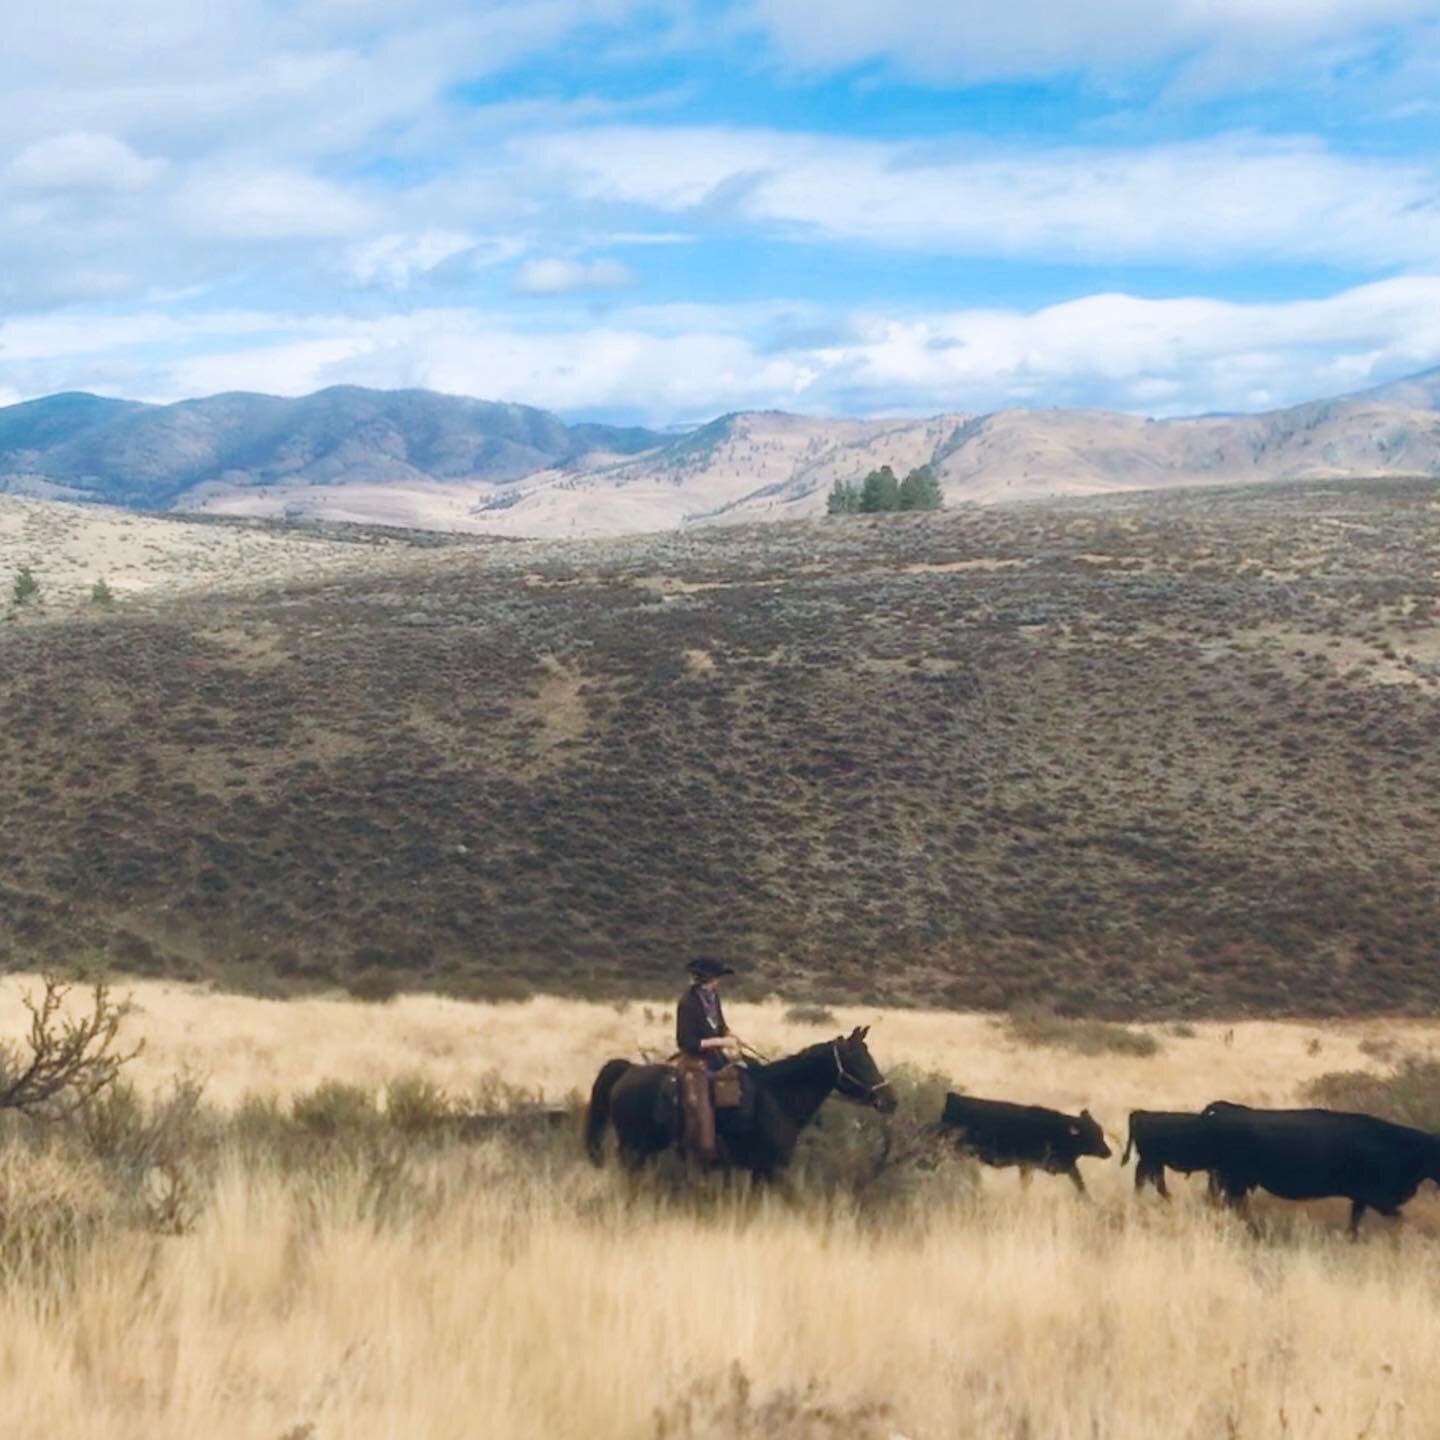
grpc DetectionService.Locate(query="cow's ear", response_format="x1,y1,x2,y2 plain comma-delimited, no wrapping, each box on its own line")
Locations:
1068,1122,1080,1135
857,1024,869,1040
1081,1109,1094,1121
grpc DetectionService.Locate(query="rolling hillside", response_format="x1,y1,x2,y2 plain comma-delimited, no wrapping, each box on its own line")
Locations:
2,477,1437,1014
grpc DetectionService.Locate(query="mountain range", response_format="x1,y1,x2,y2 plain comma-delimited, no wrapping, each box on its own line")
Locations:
2,370,1439,536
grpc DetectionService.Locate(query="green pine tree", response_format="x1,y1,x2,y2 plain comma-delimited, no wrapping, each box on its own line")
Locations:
859,465,901,513
12,566,39,606
826,478,860,515
91,577,115,607
899,464,943,511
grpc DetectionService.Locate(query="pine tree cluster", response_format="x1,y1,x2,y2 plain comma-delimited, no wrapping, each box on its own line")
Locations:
827,464,943,516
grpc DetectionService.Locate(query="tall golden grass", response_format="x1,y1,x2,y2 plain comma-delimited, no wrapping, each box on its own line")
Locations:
2,977,1439,1439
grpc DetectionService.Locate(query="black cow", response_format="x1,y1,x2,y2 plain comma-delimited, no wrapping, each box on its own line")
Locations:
1202,1101,1440,1236
1122,1109,1223,1200
939,1093,1112,1194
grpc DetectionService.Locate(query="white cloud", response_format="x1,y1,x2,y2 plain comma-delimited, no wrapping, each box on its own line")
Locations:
0,309,290,362
798,280,1440,415
512,257,637,295
743,0,1440,85
0,1,659,159
0,1,664,320
345,230,480,288
170,337,380,398
5,276,1440,421
5,132,165,192
525,126,1440,267
176,167,377,239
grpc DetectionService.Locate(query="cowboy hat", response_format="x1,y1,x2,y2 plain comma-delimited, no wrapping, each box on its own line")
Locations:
687,957,736,980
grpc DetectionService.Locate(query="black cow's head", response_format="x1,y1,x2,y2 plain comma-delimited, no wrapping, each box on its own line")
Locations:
1070,1108,1112,1159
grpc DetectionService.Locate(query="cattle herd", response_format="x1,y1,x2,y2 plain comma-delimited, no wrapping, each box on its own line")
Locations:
936,1092,1440,1235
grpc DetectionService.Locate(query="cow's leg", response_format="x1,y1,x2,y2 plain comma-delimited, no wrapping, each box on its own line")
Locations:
1133,1160,1147,1194
1066,1165,1089,1198
1018,1166,1033,1190
1153,1165,1170,1200
1218,1179,1255,1231
1348,1200,1366,1239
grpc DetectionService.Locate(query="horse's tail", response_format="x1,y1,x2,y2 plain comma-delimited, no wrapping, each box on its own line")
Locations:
585,1059,632,1166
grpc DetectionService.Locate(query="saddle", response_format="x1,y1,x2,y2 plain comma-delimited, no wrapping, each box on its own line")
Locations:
666,1059,755,1159
661,1055,743,1107
712,1063,743,1110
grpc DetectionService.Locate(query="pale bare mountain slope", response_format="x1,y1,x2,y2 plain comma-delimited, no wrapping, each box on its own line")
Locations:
462,411,969,537
929,398,1440,502
455,375,1440,531
5,367,1440,536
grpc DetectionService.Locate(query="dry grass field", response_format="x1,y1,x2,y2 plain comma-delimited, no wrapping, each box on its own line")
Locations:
3,977,1440,1439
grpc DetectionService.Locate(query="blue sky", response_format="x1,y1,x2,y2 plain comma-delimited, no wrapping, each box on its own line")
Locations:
2,0,1440,423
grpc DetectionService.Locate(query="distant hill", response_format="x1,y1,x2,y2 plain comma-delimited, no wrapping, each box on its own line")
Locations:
0,386,664,511
3,370,1440,533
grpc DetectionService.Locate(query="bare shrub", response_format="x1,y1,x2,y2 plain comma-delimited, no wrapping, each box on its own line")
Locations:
790,1064,967,1211
469,1069,549,1115
292,1081,381,1141
1005,1004,1159,1058
784,1004,838,1027
1304,1058,1440,1130
347,968,402,1004
384,1074,456,1138
0,975,141,1119
77,1072,213,1234
652,1363,894,1440
230,1093,295,1153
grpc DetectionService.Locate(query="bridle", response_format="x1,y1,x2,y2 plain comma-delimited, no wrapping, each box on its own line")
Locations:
831,1041,892,1107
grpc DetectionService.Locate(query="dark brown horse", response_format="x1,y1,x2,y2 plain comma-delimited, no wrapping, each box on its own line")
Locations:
584,1026,895,1181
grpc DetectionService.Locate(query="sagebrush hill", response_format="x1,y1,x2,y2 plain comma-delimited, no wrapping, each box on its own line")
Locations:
2,477,1437,1015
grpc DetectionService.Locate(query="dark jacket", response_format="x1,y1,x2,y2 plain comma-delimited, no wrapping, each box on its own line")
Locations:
676,983,729,1066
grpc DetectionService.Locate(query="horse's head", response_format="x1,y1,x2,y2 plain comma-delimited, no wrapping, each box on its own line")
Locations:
831,1025,896,1112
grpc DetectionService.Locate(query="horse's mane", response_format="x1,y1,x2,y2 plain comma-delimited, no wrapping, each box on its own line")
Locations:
756,1040,835,1082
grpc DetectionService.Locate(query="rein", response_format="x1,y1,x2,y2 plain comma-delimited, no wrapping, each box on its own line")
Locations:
729,1032,772,1064
831,1041,892,1106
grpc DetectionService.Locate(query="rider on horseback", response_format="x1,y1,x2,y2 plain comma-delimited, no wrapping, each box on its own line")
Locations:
676,957,740,1163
